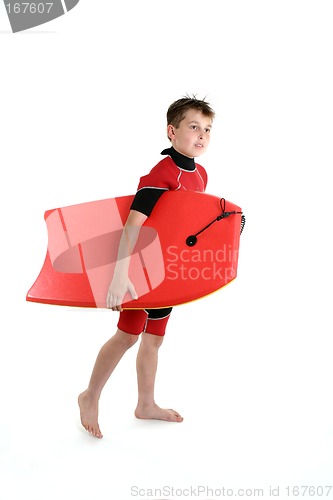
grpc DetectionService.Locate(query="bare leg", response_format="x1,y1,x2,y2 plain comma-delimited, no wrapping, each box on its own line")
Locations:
78,329,138,438
134,332,183,422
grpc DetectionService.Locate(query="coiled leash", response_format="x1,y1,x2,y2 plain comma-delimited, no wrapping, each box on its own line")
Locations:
186,198,246,247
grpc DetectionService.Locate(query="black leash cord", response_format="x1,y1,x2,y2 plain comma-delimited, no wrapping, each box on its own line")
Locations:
186,198,245,247
240,214,246,235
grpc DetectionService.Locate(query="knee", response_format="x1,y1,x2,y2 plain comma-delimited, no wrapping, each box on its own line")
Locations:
141,332,164,349
116,329,139,349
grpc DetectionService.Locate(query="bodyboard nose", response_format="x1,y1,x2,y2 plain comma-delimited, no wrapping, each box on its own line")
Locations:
26,196,165,308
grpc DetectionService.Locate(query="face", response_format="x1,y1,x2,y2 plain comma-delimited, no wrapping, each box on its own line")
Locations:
167,109,212,158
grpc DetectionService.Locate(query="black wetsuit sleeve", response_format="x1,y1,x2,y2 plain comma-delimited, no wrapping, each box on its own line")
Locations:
130,188,167,217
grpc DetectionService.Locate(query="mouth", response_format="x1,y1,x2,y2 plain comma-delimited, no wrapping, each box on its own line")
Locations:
195,143,204,148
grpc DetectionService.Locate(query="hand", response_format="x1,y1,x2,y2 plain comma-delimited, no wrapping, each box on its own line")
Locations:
106,277,138,311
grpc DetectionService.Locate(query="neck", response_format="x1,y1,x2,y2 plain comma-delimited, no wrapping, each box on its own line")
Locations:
160,146,195,171
172,146,193,159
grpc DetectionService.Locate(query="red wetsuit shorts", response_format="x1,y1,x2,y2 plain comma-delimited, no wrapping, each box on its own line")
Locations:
117,308,172,336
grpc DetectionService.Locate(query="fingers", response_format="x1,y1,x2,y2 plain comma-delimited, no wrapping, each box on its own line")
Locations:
106,289,122,311
128,282,138,301
106,280,138,310
111,300,122,312
110,301,122,311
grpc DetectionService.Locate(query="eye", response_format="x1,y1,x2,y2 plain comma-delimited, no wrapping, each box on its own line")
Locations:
190,125,198,130
205,128,211,133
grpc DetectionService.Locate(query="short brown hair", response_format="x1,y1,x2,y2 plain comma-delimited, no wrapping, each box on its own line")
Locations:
167,95,215,129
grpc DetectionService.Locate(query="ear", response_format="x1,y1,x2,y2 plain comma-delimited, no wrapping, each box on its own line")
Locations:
167,124,176,141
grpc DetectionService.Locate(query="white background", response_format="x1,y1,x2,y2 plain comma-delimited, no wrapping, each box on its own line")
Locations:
1,1,332,499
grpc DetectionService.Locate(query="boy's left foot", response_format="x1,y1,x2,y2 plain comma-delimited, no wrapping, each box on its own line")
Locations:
135,404,183,422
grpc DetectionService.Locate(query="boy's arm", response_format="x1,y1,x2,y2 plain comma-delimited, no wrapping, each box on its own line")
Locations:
106,209,147,311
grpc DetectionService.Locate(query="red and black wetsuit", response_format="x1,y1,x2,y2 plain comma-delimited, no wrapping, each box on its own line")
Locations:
117,147,207,336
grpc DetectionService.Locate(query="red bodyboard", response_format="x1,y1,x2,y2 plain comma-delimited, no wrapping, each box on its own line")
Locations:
26,191,242,308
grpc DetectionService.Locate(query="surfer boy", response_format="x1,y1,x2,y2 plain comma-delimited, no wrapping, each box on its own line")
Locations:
78,96,215,438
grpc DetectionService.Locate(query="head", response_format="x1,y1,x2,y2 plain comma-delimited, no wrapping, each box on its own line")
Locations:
166,96,215,158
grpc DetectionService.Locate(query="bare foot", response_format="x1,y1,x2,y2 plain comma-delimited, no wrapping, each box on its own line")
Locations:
78,391,103,438
135,403,183,422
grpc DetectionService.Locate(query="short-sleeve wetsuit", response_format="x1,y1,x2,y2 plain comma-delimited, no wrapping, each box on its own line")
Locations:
117,147,207,336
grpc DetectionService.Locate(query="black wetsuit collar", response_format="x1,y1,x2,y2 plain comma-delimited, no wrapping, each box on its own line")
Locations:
161,147,195,171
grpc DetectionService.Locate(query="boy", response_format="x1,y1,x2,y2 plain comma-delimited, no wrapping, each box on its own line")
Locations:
78,96,215,438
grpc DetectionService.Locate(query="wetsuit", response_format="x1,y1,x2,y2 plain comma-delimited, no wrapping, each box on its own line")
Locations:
117,147,207,336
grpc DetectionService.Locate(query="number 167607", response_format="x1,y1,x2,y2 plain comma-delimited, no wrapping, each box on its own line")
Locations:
5,3,54,14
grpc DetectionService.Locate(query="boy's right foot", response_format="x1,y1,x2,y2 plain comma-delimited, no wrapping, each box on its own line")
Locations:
78,391,103,439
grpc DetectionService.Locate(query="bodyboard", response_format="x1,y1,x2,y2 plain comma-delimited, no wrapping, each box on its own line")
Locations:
26,191,242,309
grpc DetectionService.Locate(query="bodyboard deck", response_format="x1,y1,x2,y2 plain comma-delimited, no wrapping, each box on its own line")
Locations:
26,191,242,309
